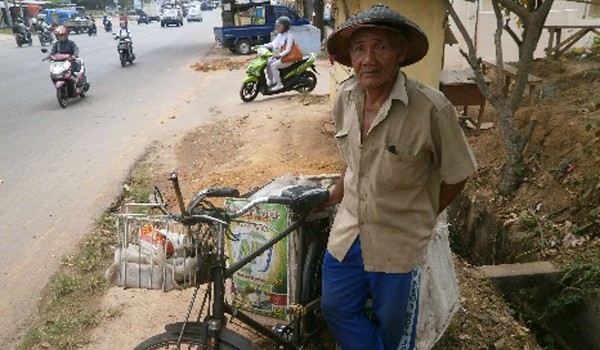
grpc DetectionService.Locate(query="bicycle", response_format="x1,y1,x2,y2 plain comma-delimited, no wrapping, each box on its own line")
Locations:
119,172,336,350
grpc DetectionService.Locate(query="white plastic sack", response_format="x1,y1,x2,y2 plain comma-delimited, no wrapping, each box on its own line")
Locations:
105,229,198,291
416,212,460,350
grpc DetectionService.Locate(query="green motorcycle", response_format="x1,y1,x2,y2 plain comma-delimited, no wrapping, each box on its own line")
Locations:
239,47,318,102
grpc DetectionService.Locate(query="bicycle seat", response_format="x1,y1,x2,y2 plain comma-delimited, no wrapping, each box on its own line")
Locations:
281,185,329,213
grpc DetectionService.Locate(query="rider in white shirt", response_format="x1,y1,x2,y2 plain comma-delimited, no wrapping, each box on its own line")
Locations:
261,16,296,90
115,22,134,57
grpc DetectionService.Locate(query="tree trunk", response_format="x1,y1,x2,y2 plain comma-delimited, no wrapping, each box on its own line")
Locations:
496,106,526,195
313,0,324,41
303,0,313,22
443,0,554,196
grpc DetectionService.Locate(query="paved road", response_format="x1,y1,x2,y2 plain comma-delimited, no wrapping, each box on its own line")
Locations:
0,11,227,347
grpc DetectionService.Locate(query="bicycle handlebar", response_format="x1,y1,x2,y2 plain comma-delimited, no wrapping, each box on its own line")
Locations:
168,172,329,225
186,187,240,214
230,187,329,218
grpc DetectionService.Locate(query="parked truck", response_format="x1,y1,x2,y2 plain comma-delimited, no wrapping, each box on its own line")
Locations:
213,2,309,55
45,5,92,34
143,3,161,22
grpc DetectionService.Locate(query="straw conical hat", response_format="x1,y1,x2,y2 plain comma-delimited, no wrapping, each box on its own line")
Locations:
327,3,429,67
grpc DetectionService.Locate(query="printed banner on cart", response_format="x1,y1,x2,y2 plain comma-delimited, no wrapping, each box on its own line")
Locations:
225,200,290,320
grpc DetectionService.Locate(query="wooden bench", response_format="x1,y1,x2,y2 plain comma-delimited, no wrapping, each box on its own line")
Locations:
482,60,542,106
440,69,489,130
544,25,600,57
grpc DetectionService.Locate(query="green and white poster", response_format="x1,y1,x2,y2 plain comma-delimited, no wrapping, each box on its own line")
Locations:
225,200,290,320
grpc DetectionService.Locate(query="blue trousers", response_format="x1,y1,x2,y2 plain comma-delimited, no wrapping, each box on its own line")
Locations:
321,239,420,350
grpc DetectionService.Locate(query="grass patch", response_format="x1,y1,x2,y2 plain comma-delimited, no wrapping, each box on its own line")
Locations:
17,158,158,349
123,160,154,203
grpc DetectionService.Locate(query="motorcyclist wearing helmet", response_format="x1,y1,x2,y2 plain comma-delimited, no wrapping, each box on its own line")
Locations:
116,20,132,39
119,12,128,30
49,26,81,75
14,18,32,40
261,16,298,90
103,15,113,32
39,20,54,42
115,21,135,58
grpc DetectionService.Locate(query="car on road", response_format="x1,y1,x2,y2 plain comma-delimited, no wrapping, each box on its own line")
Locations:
187,7,203,22
137,9,150,24
161,8,183,27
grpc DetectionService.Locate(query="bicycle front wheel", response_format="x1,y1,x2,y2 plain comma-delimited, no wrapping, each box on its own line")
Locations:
134,326,258,350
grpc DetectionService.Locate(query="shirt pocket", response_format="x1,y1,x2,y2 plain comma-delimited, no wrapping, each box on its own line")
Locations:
379,146,429,188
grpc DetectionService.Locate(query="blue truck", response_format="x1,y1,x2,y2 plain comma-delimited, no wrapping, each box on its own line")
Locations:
45,5,92,34
214,3,309,55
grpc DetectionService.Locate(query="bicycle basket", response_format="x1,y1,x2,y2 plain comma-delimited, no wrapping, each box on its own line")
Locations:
106,208,217,291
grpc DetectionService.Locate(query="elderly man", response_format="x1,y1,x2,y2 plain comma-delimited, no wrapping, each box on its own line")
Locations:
321,4,477,350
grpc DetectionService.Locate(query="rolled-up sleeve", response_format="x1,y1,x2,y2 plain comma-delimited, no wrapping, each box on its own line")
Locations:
432,104,478,184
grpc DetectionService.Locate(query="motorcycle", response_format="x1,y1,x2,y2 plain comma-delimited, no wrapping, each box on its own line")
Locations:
114,34,135,67
41,48,90,108
239,47,318,102
103,18,112,32
37,28,54,46
87,21,97,36
14,28,32,47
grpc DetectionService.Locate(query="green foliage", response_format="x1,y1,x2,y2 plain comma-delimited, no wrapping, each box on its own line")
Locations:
583,119,600,164
561,251,600,296
518,212,543,239
124,162,154,203
541,251,600,322
519,213,538,229
591,36,600,56
53,274,83,295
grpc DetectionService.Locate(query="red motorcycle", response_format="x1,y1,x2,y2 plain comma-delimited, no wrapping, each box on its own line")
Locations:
41,49,90,108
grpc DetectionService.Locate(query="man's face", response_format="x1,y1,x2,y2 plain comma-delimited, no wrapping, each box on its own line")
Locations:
57,34,68,42
350,28,406,89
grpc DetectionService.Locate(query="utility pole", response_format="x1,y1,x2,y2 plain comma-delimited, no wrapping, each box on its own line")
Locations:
221,0,235,26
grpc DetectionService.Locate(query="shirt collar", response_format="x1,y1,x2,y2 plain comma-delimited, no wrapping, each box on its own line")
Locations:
344,71,409,105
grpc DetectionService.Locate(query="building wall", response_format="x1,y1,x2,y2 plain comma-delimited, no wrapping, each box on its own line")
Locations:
329,0,447,93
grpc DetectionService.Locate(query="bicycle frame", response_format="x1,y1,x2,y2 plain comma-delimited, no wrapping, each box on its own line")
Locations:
172,213,318,349
158,175,332,350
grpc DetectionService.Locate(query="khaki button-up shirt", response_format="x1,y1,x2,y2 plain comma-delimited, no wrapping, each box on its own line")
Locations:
329,72,478,273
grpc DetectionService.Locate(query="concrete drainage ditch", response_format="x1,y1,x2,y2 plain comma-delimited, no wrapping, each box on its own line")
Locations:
448,195,600,349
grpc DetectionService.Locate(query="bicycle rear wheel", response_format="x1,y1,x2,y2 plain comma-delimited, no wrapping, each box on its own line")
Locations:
134,324,258,350
300,241,337,350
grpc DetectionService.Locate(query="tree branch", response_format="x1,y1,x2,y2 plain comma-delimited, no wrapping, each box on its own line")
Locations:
496,0,529,19
443,0,498,102
492,0,506,88
504,19,522,47
442,0,477,66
